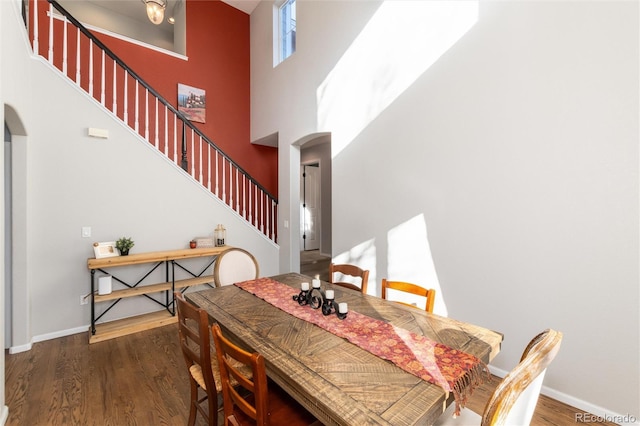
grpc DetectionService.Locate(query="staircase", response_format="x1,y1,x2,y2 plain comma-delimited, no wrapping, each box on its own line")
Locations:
29,0,278,243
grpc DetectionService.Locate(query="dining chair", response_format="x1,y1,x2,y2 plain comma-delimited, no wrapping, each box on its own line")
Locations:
381,278,436,313
175,291,222,426
211,323,318,426
214,247,259,287
329,262,369,294
434,329,563,426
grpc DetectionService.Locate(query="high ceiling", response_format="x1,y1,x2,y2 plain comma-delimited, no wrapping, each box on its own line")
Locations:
85,0,260,32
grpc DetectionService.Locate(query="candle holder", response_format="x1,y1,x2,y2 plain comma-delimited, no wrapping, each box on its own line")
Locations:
292,289,309,306
321,297,336,316
336,302,348,320
309,287,323,309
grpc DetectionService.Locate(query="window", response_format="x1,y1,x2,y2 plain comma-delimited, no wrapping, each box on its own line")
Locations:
278,0,296,63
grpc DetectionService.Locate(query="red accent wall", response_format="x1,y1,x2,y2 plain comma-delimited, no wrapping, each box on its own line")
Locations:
34,0,277,197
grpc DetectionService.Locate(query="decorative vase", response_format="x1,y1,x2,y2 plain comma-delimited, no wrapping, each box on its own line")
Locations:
120,249,129,256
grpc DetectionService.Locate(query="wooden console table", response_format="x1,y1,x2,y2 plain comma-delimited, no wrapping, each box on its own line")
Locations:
87,247,229,343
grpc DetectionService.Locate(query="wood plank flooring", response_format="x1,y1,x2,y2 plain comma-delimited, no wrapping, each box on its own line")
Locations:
3,251,615,425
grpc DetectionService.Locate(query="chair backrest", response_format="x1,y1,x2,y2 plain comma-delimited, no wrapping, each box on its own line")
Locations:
211,323,270,426
481,329,563,426
329,263,369,294
381,279,436,313
174,291,218,397
214,248,259,287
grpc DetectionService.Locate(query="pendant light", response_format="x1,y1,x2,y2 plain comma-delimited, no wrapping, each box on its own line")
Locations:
142,0,166,25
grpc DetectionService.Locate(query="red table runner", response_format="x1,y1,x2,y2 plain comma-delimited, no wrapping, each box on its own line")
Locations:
235,278,489,415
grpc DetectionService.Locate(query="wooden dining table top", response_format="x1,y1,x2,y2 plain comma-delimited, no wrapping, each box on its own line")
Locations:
186,272,503,426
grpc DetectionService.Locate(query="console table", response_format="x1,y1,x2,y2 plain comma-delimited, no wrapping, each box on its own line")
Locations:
87,247,229,343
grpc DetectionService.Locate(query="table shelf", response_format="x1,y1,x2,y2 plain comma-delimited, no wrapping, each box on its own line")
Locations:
88,310,178,344
88,247,228,343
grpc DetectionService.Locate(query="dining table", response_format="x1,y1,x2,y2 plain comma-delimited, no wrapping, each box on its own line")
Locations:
186,272,503,426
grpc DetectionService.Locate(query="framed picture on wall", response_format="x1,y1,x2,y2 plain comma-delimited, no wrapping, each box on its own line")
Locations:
178,83,206,123
93,241,119,259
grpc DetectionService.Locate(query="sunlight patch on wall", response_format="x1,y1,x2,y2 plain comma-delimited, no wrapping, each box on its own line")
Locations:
387,214,447,316
333,239,377,295
317,1,478,158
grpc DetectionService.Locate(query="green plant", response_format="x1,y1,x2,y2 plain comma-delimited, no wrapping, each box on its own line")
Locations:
115,237,135,253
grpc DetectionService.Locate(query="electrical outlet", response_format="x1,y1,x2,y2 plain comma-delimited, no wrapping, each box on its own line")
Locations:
80,295,89,305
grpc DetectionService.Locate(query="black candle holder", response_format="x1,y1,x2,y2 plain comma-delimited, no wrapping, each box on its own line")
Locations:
321,297,336,316
309,287,323,309
293,287,323,309
293,285,347,319
292,289,309,306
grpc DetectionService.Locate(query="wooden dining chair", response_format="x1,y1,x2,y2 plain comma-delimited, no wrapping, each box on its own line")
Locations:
211,323,318,426
175,291,222,426
381,278,436,313
329,262,369,294
214,247,259,287
435,329,563,426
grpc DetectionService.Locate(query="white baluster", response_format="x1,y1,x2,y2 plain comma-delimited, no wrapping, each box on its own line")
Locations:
123,70,128,124
89,40,93,97
144,89,149,140
190,128,195,176
207,145,211,190
248,181,253,225
215,151,219,197
48,3,53,63
164,105,168,155
222,157,226,203
243,175,247,218
173,115,178,165
235,169,240,212
271,199,276,241
134,80,139,133
254,185,259,227
100,50,105,105
62,16,68,74
112,60,117,113
199,136,203,184
154,98,159,148
260,192,264,232
33,0,39,53
228,160,235,208
75,28,80,85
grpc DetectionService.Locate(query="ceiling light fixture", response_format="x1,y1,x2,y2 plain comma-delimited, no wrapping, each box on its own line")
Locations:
142,0,166,25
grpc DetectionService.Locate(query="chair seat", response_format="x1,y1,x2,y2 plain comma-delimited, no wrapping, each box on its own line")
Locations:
189,361,253,393
227,379,317,426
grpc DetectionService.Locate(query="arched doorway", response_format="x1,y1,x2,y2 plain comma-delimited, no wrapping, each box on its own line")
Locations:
4,104,29,353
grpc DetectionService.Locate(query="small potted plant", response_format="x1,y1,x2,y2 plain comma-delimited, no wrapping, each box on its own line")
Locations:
115,237,135,256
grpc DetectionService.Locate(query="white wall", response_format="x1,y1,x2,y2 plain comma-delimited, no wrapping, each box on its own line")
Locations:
1,0,278,350
251,0,639,420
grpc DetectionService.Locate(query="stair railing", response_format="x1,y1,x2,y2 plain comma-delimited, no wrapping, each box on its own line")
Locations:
29,0,278,242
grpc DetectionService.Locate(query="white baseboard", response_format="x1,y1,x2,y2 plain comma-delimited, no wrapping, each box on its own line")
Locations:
489,366,640,425
9,325,88,354
0,406,8,425
8,342,31,354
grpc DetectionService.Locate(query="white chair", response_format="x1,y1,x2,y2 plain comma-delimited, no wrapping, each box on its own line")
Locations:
213,248,259,287
435,329,562,426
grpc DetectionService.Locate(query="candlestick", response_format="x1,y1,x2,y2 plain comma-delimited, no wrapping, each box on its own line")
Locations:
336,302,348,319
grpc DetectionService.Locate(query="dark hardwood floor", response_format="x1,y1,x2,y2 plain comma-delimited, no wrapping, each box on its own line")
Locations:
3,252,614,425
